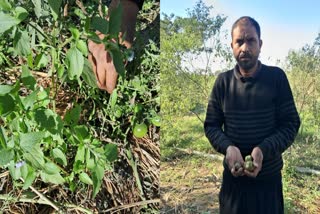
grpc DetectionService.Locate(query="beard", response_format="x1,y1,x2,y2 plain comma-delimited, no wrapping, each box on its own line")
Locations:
236,53,259,71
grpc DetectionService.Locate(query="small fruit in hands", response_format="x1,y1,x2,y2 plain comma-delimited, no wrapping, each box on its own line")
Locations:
244,155,254,172
244,161,254,171
245,155,253,162
234,162,242,171
133,123,148,138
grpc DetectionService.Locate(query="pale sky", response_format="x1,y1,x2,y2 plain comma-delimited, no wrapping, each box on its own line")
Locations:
161,0,320,71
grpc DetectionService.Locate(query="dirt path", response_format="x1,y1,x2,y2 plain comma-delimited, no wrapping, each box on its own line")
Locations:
160,156,224,214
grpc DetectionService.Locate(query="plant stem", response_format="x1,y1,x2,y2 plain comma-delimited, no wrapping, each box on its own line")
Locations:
28,22,52,45
101,199,160,213
51,48,57,112
0,194,93,214
126,145,146,201
19,178,60,211
58,37,73,50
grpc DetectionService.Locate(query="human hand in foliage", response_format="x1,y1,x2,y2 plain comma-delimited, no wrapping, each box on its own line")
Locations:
88,0,139,93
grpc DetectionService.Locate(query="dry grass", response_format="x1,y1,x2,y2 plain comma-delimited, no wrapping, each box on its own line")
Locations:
160,155,223,214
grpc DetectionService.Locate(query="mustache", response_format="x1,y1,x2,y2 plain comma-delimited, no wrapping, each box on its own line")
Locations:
239,52,252,58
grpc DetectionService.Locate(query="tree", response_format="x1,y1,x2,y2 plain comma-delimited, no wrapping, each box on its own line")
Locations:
285,33,320,135
161,0,232,146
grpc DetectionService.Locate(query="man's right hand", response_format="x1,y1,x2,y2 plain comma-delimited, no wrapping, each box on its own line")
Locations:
226,145,244,177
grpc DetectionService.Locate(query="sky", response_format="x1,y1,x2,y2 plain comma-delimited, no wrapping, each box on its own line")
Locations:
161,0,320,70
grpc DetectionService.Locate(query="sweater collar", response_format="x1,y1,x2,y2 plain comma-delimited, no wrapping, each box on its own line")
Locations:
233,61,262,82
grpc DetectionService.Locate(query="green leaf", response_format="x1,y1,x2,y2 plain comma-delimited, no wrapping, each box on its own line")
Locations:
8,161,21,180
73,145,85,173
91,16,108,34
70,27,80,41
52,148,67,166
15,6,28,22
92,164,104,197
21,89,39,110
27,53,33,68
66,47,84,80
34,108,63,134
0,85,13,95
23,169,36,189
75,143,85,163
21,65,36,90
57,65,64,78
79,172,93,185
81,58,97,88
108,4,122,36
0,0,12,11
64,104,81,125
86,158,95,170
40,171,65,185
0,12,20,34
76,40,88,56
73,125,89,141
48,0,62,20
0,127,7,149
31,0,42,18
109,89,117,111
34,109,55,129
0,94,15,116
20,132,45,152
34,53,48,68
20,163,28,179
104,143,118,162
44,162,60,174
0,149,14,166
14,30,31,56
36,88,50,107
109,48,125,75
24,146,45,169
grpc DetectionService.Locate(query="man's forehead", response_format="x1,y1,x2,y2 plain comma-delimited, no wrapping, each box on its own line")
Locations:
232,24,258,38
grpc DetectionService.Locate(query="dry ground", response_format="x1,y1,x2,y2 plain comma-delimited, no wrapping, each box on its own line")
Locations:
160,155,224,214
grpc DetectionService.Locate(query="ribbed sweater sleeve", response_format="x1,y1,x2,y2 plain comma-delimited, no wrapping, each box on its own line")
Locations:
257,70,301,159
204,74,233,155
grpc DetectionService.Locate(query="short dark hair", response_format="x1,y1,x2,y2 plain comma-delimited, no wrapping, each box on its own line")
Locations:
231,16,261,39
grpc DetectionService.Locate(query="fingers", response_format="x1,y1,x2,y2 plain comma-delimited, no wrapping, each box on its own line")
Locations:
244,168,259,177
88,53,98,79
231,166,244,177
244,160,262,177
104,52,118,93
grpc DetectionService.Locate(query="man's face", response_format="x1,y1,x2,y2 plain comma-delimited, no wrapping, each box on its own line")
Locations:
231,23,262,71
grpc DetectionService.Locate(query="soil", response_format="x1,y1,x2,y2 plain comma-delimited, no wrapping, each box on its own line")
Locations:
160,156,224,214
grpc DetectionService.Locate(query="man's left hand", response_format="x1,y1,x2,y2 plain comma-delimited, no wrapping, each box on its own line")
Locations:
244,147,263,177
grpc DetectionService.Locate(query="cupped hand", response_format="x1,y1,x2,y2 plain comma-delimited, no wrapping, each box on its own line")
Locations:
226,145,244,177
244,147,264,177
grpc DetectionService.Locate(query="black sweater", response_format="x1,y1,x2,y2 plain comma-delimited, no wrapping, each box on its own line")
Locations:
204,63,301,178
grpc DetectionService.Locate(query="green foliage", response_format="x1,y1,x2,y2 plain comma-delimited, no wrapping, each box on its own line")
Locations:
285,34,320,137
0,75,118,194
161,0,230,147
0,0,159,205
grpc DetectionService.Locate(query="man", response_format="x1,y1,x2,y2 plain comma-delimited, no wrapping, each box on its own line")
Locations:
88,0,144,93
204,16,300,214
